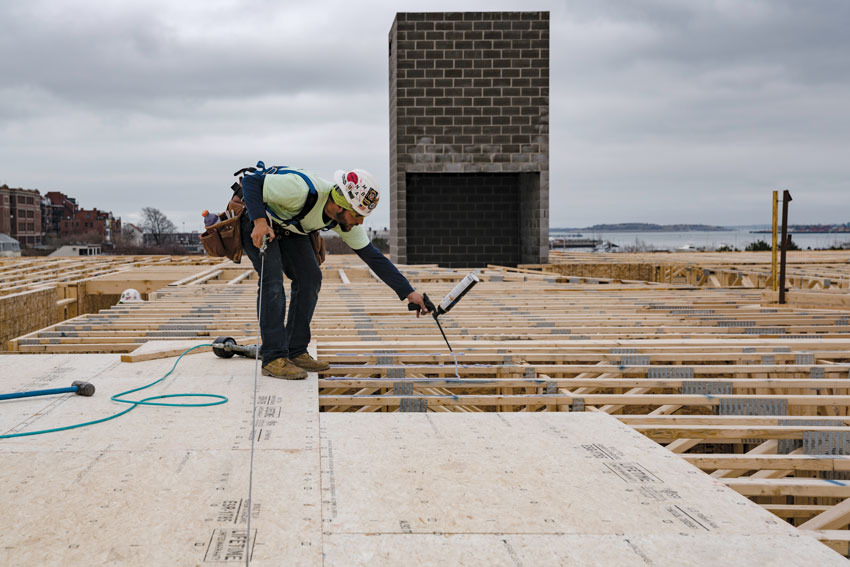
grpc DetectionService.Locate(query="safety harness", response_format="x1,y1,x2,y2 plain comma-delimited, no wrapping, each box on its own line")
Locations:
232,161,333,234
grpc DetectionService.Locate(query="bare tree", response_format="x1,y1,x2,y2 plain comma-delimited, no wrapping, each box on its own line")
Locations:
141,207,176,246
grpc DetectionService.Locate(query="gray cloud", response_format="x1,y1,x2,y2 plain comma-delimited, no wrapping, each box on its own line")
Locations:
0,1,378,106
551,0,850,226
0,0,847,233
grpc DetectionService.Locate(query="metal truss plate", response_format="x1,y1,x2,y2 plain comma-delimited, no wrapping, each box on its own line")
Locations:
715,398,788,416
745,328,787,335
777,420,844,454
620,355,650,366
795,353,815,365
680,381,732,395
649,367,695,379
399,398,427,413
803,431,850,456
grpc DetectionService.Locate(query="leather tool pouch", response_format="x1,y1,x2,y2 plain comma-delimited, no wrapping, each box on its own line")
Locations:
200,197,246,263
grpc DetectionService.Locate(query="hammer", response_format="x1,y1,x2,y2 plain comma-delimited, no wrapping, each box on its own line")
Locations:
0,381,95,401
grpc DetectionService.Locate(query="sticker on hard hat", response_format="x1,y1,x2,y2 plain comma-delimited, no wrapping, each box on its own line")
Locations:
363,189,379,209
346,172,359,184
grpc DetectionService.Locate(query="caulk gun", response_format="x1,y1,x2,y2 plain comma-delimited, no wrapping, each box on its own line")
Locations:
408,273,479,353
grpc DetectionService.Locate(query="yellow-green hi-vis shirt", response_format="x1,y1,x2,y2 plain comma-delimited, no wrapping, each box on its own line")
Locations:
262,169,369,250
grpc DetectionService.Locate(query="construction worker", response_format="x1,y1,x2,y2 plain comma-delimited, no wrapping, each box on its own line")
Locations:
240,167,427,379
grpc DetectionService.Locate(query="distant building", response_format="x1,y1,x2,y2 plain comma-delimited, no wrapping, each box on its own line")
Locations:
0,187,10,236
49,244,103,257
59,208,121,244
43,191,79,237
0,233,21,257
2,185,121,247
123,223,144,245
0,185,43,247
143,231,202,253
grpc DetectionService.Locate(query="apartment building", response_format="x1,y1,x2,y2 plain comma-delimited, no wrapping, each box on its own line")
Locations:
0,185,43,247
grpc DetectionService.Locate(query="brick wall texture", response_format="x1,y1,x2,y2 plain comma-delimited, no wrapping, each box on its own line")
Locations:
389,11,549,267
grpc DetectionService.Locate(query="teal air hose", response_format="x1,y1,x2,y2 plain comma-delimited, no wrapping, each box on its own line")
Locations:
0,344,226,439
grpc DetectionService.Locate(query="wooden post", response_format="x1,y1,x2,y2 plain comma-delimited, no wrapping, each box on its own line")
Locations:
779,190,792,304
771,190,778,291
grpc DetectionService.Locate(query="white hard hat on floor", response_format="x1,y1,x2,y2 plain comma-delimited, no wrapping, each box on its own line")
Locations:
119,288,143,303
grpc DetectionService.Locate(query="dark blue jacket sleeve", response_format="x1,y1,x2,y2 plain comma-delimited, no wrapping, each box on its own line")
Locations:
241,174,266,221
354,243,415,300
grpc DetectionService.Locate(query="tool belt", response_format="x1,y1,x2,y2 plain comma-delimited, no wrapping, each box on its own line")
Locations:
273,224,326,266
200,196,246,263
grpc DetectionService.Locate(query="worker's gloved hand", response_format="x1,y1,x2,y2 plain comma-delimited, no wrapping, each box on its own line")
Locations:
251,218,275,249
406,291,429,317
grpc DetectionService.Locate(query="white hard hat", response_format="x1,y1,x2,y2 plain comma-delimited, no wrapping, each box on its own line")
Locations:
119,288,143,303
333,169,380,217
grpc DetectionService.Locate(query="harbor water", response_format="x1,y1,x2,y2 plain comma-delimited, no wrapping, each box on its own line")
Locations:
549,229,850,252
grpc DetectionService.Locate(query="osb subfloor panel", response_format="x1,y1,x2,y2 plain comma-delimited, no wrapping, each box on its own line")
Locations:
0,354,321,566
2,354,846,565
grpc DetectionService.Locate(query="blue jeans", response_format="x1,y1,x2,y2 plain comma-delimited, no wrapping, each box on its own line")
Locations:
240,213,322,365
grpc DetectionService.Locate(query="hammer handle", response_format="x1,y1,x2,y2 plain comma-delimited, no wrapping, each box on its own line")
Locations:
0,382,94,401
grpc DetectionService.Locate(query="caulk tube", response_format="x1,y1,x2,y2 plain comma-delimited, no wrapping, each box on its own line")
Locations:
439,273,480,314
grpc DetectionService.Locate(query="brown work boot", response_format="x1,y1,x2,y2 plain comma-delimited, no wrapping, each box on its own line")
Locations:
262,357,308,380
289,352,330,372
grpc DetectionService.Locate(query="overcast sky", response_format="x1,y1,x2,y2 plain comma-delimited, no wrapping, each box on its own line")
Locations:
1,0,848,231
